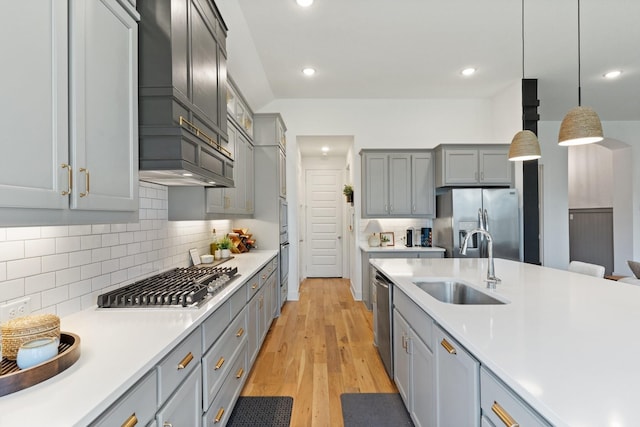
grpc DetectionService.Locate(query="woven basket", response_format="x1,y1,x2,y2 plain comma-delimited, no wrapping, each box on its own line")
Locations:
1,314,60,360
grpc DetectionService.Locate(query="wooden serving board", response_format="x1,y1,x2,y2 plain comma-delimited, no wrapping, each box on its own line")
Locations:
0,332,81,397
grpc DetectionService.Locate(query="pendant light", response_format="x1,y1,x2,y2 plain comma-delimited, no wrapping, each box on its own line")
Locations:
508,0,541,162
558,0,603,146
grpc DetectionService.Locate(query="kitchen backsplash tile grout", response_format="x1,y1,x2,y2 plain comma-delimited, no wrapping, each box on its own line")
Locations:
0,181,231,318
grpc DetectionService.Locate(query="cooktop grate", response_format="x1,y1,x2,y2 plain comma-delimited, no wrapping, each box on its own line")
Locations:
96,265,238,308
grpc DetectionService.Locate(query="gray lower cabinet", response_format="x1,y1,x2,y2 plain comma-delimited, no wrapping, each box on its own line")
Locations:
91,256,279,426
393,287,436,427
435,326,480,427
480,367,551,427
0,0,139,225
360,150,435,218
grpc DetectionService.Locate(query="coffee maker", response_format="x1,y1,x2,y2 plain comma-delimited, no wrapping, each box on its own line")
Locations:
405,228,413,247
420,227,432,247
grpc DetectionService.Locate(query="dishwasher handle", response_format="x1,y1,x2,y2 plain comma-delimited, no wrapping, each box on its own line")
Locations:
374,273,391,289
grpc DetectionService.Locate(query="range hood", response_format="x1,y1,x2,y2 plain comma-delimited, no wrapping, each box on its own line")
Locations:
139,117,234,188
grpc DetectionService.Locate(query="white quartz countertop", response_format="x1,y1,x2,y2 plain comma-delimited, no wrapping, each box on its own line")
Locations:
360,243,445,253
0,250,277,427
370,257,640,427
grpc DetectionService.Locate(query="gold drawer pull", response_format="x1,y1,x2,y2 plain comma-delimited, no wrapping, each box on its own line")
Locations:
79,167,90,197
252,283,258,290
261,274,267,279
214,407,225,423
440,338,457,355
492,401,519,427
236,327,244,337
122,413,138,427
236,367,244,379
215,357,225,370
163,423,173,427
61,164,72,195
177,352,193,369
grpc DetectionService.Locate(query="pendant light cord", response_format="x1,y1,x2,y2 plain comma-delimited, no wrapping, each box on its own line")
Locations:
577,0,582,106
521,0,525,79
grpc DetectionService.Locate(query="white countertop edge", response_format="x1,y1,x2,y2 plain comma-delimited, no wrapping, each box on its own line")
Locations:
0,250,278,427
359,243,445,252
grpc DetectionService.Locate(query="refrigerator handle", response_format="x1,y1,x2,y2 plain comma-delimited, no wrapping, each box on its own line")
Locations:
478,208,484,230
483,209,489,233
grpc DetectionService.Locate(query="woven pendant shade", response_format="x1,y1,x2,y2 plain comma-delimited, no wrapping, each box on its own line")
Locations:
558,106,604,146
508,130,541,161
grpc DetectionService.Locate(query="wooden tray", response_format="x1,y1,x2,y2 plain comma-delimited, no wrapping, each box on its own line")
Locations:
0,332,81,397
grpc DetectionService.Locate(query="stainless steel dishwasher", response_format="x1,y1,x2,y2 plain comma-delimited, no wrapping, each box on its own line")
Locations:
373,269,393,378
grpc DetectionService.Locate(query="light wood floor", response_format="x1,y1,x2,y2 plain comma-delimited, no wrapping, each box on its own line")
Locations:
240,278,397,427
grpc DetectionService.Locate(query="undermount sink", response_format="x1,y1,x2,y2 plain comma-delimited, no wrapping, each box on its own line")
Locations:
413,280,506,305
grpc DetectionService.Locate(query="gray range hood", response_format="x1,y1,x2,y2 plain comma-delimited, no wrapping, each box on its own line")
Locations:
139,120,234,188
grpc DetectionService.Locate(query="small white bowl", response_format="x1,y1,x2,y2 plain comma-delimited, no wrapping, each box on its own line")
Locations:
200,254,214,264
16,337,60,370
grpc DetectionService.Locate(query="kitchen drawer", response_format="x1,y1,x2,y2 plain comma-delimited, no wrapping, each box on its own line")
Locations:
246,272,261,301
202,306,248,408
202,300,231,352
394,287,434,349
157,328,202,405
259,261,276,287
480,367,551,427
229,284,246,320
157,364,202,427
90,370,157,427
203,342,248,426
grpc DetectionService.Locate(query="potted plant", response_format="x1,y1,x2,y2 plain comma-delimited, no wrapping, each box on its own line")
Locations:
217,236,233,259
380,233,390,247
343,184,354,204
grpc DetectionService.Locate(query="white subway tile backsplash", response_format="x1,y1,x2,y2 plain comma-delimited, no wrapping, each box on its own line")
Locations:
56,236,81,253
42,254,69,273
25,272,56,294
0,182,231,316
6,227,41,241
7,258,42,280
0,278,25,302
56,267,81,287
0,241,25,262
25,238,56,257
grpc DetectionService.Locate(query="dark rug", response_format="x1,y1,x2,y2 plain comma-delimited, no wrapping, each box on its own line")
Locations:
227,396,293,427
341,393,414,427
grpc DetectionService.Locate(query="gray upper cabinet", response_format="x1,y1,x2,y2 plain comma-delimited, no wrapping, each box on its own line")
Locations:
0,0,139,225
361,150,435,218
434,145,512,187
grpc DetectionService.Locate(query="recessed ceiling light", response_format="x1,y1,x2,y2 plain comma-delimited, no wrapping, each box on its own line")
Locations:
461,68,476,77
321,146,330,152
603,70,622,79
182,173,193,177
208,181,216,185
296,0,313,7
302,67,316,76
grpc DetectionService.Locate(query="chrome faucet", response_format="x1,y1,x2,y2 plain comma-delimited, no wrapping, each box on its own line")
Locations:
460,228,501,289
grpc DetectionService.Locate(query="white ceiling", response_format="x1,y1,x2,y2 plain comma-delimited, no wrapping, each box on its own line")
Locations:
221,0,640,121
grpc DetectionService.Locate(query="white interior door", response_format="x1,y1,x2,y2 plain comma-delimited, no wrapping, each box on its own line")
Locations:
305,169,343,277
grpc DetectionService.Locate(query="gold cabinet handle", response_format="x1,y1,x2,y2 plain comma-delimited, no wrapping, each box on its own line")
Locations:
215,357,225,370
163,423,173,427
177,352,193,369
61,164,72,195
214,407,225,424
252,283,258,290
262,274,267,279
440,338,457,355
122,413,138,427
236,367,244,379
79,167,90,197
492,401,520,427
236,327,244,337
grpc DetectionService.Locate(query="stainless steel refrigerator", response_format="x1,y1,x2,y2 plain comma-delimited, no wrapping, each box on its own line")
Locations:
434,188,520,260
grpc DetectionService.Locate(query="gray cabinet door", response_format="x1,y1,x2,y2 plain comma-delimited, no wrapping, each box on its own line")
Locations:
364,153,389,216
389,154,412,215
435,327,480,427
444,149,479,185
0,2,68,210
411,331,435,427
278,148,287,199
156,365,202,427
411,152,434,216
479,149,511,184
245,142,255,214
70,0,138,211
190,0,219,129
393,309,411,406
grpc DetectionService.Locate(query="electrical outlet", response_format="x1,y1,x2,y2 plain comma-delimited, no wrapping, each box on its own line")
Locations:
0,297,31,323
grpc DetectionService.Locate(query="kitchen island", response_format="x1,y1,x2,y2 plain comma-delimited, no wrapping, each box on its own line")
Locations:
0,250,278,427
372,257,640,427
